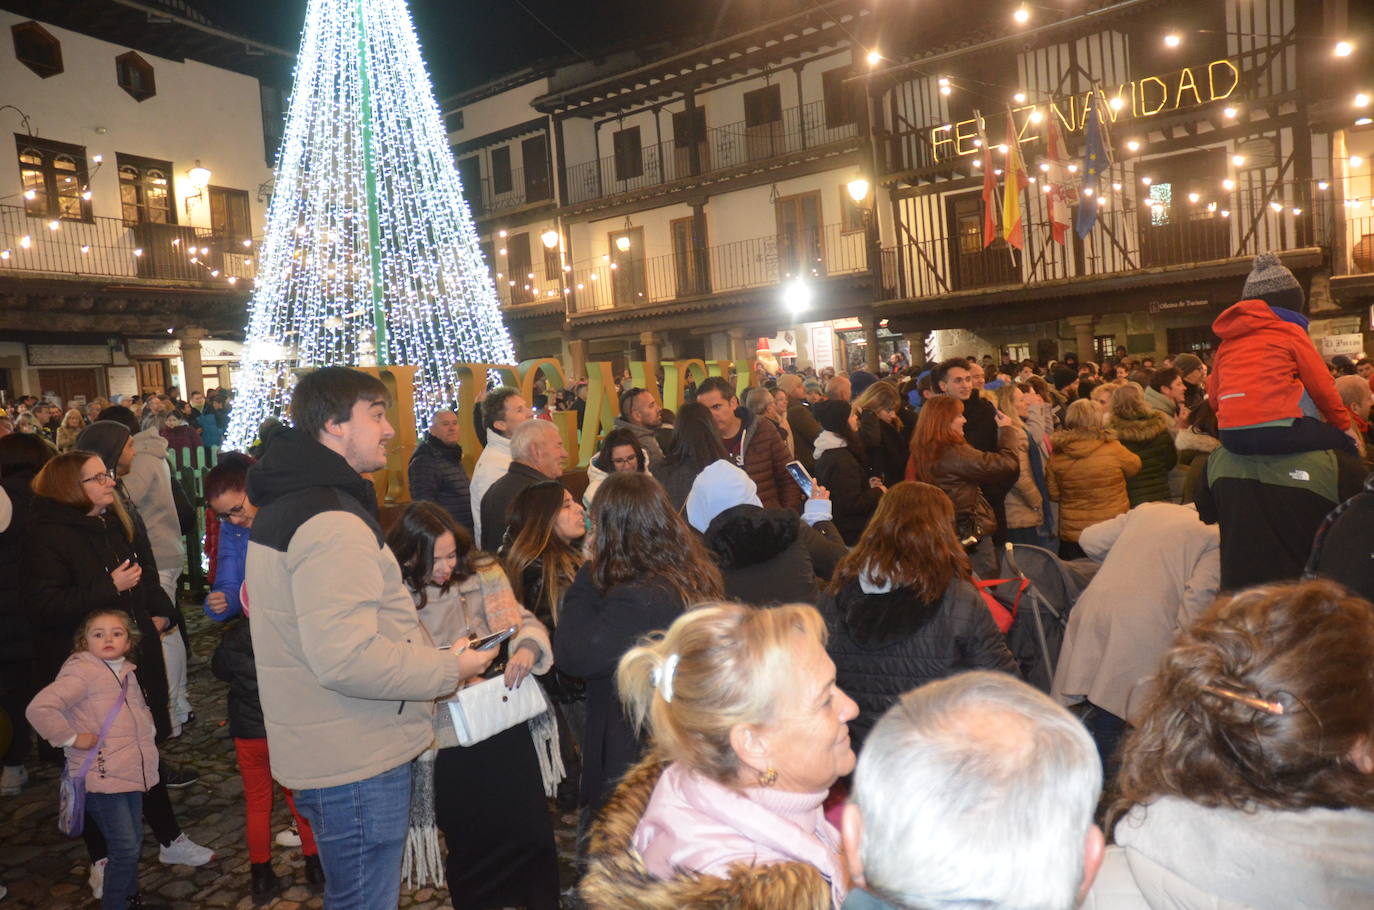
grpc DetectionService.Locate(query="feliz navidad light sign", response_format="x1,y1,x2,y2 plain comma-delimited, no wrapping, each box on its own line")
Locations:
931,57,1241,162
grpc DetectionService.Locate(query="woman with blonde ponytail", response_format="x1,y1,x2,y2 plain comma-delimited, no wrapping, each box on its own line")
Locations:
579,602,858,910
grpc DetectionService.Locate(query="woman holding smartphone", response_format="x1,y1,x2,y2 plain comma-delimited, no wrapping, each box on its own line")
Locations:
387,502,560,910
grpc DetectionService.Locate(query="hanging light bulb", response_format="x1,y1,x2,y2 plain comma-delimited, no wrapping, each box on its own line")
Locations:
1335,40,1354,57
1222,178,1235,191
1232,153,1246,166
541,229,560,249
1013,5,1030,25
1164,33,1181,48
1126,139,1140,152
1013,92,1027,104
1141,176,1153,185
1270,201,1284,212
616,234,632,252
866,49,881,67
19,235,31,249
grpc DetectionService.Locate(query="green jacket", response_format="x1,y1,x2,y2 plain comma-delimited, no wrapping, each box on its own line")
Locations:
1110,412,1178,505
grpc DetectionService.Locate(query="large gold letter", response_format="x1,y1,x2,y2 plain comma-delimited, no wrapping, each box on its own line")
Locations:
1208,59,1239,101
1137,76,1169,117
1174,66,1202,109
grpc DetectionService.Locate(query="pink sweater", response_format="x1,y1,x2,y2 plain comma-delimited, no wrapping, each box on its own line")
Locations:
631,762,847,907
27,651,159,794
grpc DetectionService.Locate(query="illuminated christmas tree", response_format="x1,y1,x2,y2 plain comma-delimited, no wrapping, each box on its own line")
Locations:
224,0,514,450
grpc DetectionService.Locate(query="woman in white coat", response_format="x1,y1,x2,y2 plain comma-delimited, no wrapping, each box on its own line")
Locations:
1052,502,1220,765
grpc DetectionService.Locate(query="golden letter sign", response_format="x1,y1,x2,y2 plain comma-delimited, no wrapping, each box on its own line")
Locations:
930,58,1240,162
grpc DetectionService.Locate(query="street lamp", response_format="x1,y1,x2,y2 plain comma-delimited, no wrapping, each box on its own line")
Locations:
185,160,212,216
846,178,870,202
540,229,560,249
615,234,631,252
782,278,812,316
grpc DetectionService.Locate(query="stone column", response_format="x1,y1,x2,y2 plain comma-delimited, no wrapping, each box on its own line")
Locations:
568,338,588,382
729,326,750,361
862,314,881,372
1068,315,1096,363
639,331,661,378
177,326,208,396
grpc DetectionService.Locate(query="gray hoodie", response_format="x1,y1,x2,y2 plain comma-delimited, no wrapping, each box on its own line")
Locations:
1086,797,1374,910
122,428,184,573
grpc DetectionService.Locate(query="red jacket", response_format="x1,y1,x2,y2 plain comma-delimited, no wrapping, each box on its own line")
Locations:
1208,300,1350,431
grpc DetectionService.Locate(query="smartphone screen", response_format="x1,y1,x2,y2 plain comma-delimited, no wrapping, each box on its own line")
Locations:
785,460,814,497
470,625,517,651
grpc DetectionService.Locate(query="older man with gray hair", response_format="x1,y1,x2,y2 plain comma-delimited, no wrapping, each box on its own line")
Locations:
478,419,568,552
840,672,1105,910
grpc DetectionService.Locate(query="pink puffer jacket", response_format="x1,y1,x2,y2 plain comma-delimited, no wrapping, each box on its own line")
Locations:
27,651,159,793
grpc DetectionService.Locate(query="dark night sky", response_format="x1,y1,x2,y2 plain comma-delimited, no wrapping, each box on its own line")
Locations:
199,0,806,98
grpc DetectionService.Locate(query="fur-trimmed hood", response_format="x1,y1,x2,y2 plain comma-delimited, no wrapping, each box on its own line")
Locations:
1050,426,1118,458
1174,427,1221,457
1108,410,1172,443
580,758,834,910
704,504,800,569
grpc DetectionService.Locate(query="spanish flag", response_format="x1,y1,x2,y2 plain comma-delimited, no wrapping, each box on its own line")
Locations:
1001,107,1029,249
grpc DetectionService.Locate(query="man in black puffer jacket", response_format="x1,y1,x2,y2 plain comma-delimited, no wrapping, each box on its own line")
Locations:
408,409,474,531
685,460,846,605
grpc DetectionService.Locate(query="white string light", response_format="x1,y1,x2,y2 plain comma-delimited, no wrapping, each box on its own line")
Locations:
225,0,515,451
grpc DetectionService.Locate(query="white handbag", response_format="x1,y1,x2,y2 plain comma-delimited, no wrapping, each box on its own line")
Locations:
446,675,548,747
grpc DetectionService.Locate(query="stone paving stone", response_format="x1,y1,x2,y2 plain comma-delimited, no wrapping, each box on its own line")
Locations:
1,608,582,908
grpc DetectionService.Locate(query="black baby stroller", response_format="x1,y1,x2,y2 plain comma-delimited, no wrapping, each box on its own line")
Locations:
978,543,1096,693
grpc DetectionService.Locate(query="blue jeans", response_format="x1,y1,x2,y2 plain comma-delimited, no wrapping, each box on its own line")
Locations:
293,762,412,910
85,790,143,910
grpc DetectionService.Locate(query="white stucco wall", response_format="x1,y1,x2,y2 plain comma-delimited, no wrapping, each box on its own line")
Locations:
0,10,273,236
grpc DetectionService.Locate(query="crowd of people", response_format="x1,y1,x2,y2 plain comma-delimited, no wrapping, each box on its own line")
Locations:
3,251,1374,909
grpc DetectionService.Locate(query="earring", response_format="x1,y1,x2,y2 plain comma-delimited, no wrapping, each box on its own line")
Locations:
758,767,777,787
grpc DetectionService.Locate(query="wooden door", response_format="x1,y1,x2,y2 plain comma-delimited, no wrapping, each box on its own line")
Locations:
947,191,1019,290
609,227,647,306
37,368,100,406
775,190,824,279
521,135,551,203
135,359,166,395
671,216,708,296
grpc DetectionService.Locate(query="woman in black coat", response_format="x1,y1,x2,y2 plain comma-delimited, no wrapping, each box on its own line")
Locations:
0,433,53,790
23,452,208,874
811,399,885,544
820,481,1018,753
856,381,911,487
552,472,723,820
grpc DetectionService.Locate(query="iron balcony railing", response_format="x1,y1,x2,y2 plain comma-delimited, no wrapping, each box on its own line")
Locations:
463,164,554,218
565,100,861,205
498,222,873,312
885,186,1332,300
0,204,257,286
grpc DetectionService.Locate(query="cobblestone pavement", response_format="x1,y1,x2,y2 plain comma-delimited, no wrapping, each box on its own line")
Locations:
0,609,581,909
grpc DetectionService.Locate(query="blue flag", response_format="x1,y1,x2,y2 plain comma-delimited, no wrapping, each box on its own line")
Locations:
1076,96,1107,238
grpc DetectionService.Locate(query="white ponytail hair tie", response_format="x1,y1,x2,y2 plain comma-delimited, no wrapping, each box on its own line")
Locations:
651,653,680,703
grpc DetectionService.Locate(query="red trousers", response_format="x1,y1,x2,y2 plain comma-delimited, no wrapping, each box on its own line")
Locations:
234,737,318,863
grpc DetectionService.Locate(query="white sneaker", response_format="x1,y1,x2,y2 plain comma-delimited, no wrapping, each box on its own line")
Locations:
275,825,302,848
0,765,26,796
88,858,107,899
158,833,214,866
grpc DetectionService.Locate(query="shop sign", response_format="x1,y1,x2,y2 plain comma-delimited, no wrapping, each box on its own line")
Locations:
1147,298,1210,314
126,338,181,357
932,58,1240,162
1318,333,1363,359
26,344,111,366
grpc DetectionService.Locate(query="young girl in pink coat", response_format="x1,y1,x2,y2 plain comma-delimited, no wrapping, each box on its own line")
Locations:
28,610,159,910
